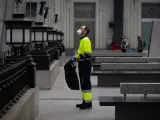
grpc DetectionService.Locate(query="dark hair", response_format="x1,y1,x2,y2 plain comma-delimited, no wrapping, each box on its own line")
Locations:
85,26,90,35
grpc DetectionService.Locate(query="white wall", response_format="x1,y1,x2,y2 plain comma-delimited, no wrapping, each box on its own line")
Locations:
53,0,160,49
0,0,5,43
0,0,4,52
123,0,138,48
53,0,61,29
48,0,55,27
0,0,13,52
2,0,159,50
54,0,114,49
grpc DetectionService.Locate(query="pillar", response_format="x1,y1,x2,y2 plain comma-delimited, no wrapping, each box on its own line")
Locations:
123,0,140,49
130,0,140,49
114,0,124,44
0,0,10,52
123,0,131,44
48,0,54,27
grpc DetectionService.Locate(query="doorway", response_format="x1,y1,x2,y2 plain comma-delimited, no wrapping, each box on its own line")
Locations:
141,21,153,50
141,3,160,50
74,3,96,49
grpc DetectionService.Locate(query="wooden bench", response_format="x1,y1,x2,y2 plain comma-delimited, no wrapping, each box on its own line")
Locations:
91,57,160,71
99,83,160,120
92,63,160,87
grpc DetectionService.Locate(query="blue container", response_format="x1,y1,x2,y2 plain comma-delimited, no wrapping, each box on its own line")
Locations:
130,48,135,52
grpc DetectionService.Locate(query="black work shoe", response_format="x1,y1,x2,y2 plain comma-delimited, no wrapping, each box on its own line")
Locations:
76,103,83,108
76,101,85,108
79,103,92,110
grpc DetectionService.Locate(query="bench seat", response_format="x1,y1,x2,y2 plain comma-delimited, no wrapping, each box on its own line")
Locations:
99,96,160,120
99,96,160,106
101,63,160,71
91,51,146,57
92,63,160,87
91,71,160,74
91,71,160,87
75,50,146,57
120,83,160,94
93,57,160,63
91,57,160,71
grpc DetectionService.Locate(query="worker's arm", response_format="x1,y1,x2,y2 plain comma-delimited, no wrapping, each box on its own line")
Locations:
83,39,92,57
75,40,83,59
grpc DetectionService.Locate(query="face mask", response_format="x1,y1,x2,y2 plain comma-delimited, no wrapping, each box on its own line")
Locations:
77,29,82,35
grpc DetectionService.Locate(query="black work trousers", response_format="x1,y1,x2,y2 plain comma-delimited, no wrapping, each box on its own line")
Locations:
78,60,92,91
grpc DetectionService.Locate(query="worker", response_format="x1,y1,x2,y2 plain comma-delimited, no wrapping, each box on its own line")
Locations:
71,26,92,109
121,36,129,52
137,36,145,53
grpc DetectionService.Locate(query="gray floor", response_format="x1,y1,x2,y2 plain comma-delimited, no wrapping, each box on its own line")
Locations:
36,67,120,120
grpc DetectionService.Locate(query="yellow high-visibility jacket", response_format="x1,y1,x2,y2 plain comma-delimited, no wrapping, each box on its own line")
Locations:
75,37,92,59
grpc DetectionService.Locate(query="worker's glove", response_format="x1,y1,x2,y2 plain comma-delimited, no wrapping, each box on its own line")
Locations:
71,56,76,62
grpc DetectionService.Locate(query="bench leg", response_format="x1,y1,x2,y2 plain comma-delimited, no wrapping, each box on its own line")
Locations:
115,105,160,120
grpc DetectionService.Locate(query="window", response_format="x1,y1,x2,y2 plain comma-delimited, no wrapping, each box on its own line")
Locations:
25,2,37,18
142,3,160,18
74,3,95,18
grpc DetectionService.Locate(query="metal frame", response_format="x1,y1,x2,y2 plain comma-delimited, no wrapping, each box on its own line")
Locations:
5,20,33,56
47,27,54,44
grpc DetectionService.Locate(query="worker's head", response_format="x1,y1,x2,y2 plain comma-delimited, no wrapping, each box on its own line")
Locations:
137,36,141,40
77,26,90,37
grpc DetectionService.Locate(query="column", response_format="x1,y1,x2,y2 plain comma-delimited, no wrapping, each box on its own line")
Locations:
66,0,70,48
48,0,53,27
95,0,100,49
54,0,61,30
123,0,140,49
123,0,131,43
0,0,4,52
0,0,9,52
130,0,140,49
136,0,141,48
44,1,49,26
130,0,136,48
106,0,114,49
0,0,4,20
99,0,105,49
114,0,124,44
63,0,67,48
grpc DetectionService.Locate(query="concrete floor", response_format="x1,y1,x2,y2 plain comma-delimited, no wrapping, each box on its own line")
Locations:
35,67,121,120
